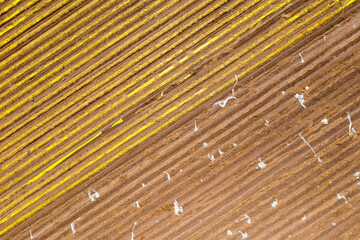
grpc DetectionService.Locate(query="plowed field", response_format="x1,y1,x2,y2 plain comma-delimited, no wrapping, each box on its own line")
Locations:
0,0,359,239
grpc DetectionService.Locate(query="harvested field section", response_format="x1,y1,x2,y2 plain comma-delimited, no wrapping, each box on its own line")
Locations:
0,0,360,239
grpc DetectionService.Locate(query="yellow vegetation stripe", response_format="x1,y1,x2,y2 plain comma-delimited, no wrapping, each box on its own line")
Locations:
0,1,352,234
112,118,123,128
127,78,155,98
27,131,102,185
179,55,189,63
159,66,175,77
194,35,219,54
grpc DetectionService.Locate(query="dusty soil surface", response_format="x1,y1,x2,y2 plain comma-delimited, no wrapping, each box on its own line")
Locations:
0,0,359,239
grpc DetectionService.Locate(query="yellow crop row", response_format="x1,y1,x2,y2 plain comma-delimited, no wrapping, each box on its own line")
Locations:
0,0,348,233
179,55,189,63
111,118,123,128
28,131,102,185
